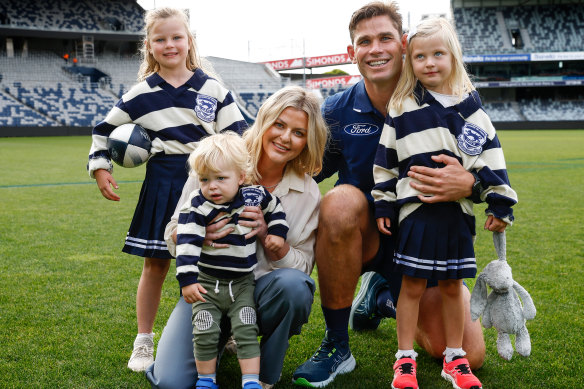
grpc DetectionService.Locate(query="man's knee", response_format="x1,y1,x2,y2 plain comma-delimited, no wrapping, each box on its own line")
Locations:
319,185,369,233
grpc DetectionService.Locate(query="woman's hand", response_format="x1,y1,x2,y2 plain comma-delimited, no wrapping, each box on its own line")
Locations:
202,215,232,249
240,206,268,240
408,154,474,203
94,169,120,201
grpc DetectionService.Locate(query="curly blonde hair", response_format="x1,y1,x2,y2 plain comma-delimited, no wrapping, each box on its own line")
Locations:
188,132,254,185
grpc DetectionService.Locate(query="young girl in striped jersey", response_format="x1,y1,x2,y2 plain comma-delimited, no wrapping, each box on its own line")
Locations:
176,132,288,389
87,7,247,372
372,18,517,389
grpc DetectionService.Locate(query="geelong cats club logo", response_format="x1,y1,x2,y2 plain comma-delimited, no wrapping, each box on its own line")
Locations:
457,123,488,156
241,187,265,207
195,94,218,122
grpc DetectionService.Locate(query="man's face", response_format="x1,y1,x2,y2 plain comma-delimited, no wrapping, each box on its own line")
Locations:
348,15,404,87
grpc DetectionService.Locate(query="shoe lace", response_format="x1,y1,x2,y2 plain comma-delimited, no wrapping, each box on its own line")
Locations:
131,344,152,359
397,362,414,375
311,340,337,362
454,362,472,375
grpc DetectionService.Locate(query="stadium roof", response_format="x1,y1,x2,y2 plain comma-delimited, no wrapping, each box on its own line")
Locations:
452,0,583,7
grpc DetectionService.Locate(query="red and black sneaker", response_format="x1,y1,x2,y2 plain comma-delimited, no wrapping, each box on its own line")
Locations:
441,357,482,389
391,357,418,389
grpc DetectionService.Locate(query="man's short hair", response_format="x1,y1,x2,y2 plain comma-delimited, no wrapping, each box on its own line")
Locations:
349,1,403,44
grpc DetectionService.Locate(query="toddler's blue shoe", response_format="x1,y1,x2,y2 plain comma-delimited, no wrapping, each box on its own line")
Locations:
196,378,219,389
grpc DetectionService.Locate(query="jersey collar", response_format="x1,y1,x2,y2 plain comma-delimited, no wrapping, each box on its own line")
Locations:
413,82,482,119
145,69,208,90
352,80,380,117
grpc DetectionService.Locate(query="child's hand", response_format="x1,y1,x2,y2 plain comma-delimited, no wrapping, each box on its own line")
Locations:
376,217,392,235
484,215,507,232
182,283,207,304
94,169,120,201
264,234,285,252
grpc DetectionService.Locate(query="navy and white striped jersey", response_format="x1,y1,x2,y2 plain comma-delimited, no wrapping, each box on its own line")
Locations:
87,69,247,177
372,83,517,227
175,185,289,288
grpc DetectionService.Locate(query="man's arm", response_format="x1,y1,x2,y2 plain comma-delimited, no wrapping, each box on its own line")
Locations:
407,154,475,203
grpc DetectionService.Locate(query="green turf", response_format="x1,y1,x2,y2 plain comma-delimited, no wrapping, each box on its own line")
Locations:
0,131,583,388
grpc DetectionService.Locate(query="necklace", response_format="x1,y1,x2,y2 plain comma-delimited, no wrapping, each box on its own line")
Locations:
259,180,281,190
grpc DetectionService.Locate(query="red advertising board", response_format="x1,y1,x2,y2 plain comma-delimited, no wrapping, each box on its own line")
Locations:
263,57,305,70
263,53,352,70
306,75,362,89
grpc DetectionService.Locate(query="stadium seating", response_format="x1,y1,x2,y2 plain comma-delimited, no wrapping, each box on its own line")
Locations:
0,90,56,126
520,98,584,121
0,0,143,32
0,1,581,131
483,101,525,122
4,81,117,126
454,5,584,54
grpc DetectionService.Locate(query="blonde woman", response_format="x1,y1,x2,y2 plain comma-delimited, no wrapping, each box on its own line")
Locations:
146,86,328,389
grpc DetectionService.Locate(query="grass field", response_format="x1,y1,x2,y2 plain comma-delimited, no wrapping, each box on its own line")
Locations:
0,130,583,388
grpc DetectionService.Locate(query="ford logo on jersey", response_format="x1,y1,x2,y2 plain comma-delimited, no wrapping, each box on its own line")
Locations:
343,123,380,136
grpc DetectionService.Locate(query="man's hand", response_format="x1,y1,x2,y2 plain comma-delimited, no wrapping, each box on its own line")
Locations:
408,154,474,203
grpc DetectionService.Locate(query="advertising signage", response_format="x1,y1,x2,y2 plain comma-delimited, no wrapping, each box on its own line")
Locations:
264,53,351,70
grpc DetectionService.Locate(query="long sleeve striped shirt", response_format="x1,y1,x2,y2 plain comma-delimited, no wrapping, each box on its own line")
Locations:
87,69,247,177
372,83,517,227
175,185,289,288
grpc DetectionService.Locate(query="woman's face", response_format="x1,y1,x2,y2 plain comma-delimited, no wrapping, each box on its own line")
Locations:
261,107,309,168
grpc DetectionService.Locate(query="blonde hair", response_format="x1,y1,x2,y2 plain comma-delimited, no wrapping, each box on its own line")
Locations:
242,86,328,179
389,17,474,111
188,132,253,185
138,7,204,81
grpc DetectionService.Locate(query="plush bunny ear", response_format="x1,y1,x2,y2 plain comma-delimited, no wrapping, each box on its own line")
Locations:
493,231,506,261
470,273,487,321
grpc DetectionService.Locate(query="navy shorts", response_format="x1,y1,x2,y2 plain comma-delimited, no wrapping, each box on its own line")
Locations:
123,154,189,259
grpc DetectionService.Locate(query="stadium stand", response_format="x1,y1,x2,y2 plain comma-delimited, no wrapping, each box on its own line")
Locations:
0,0,143,32
0,0,582,135
454,4,584,54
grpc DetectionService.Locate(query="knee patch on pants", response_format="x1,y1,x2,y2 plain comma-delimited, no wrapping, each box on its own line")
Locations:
192,308,222,361
194,309,215,331
239,306,257,325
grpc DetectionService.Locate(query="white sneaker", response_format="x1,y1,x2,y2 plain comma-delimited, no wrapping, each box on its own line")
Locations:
127,336,154,372
260,382,273,389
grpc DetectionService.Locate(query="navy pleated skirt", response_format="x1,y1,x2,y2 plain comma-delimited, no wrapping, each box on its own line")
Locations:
394,202,477,281
123,154,189,259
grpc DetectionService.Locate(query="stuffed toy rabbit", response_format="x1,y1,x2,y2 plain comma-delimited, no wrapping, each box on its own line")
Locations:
470,231,536,360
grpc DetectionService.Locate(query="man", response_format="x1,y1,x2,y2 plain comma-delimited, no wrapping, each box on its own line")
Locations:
292,2,485,388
